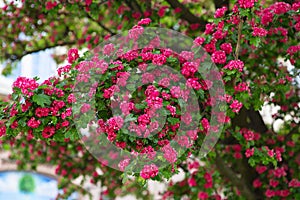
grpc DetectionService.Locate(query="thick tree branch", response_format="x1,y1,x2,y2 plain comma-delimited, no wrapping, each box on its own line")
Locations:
215,153,258,200
165,0,206,30
124,0,143,14
214,0,229,9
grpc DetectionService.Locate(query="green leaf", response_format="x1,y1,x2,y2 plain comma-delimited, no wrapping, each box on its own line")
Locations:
250,37,261,47
135,103,146,110
32,94,51,107
167,117,180,125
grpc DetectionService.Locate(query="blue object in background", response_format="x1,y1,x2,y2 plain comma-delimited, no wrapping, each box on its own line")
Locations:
0,171,78,200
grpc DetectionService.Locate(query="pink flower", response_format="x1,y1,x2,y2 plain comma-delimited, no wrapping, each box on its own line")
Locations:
181,62,197,77
80,103,91,113
240,128,254,141
67,48,79,64
252,27,268,37
186,78,201,90
118,158,130,171
238,0,256,9
234,82,250,93
253,179,262,188
256,166,267,174
61,120,70,127
204,23,215,35
21,100,32,112
187,130,198,140
273,167,286,178
170,86,181,98
287,45,300,55
85,0,92,6
35,107,50,118
162,144,177,163
193,37,205,46
198,191,209,200
182,113,192,125
220,43,233,54
138,18,151,26
289,179,300,187
270,2,291,15
201,118,210,132
45,1,58,10
67,94,76,103
245,148,254,158
224,60,244,72
0,126,6,137
140,164,159,179
152,54,167,66
211,50,227,64
103,86,117,99
142,73,155,84
230,100,243,113
13,77,39,97
265,189,275,198
107,116,124,130
214,6,227,18
269,179,279,188
128,25,144,40
27,117,41,129
166,105,176,116
188,177,197,187
141,146,156,159
138,114,150,126
103,43,114,56
42,126,56,138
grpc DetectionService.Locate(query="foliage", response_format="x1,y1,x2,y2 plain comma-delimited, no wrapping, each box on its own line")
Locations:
19,174,36,193
0,0,300,199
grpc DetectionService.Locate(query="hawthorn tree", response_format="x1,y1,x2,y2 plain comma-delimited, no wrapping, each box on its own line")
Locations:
0,0,300,200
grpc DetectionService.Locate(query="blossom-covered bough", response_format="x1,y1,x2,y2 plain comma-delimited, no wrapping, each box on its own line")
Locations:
0,0,300,199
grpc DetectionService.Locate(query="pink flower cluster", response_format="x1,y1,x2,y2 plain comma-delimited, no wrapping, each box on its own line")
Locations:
128,25,144,40
234,82,250,93
35,107,50,118
220,43,232,54
27,117,41,128
118,158,130,171
252,27,268,37
214,6,227,18
287,45,300,55
224,60,244,72
238,0,257,9
42,126,55,138
245,148,255,158
0,125,6,137
13,77,39,97
230,100,243,113
240,128,254,141
140,164,159,179
162,144,177,163
211,50,226,64
137,18,151,26
45,1,57,10
67,48,79,64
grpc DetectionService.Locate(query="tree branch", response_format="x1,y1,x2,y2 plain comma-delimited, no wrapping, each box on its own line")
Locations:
83,8,116,35
165,0,206,31
215,153,258,200
214,0,229,9
6,41,76,62
124,0,142,14
234,19,243,60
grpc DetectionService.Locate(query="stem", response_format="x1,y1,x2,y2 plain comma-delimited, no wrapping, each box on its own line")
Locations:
235,19,243,60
